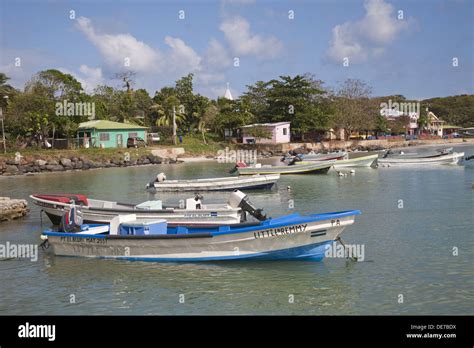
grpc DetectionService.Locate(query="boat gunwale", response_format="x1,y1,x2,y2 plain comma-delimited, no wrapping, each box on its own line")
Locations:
30,195,241,214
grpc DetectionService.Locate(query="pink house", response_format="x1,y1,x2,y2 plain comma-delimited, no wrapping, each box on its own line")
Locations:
242,122,291,144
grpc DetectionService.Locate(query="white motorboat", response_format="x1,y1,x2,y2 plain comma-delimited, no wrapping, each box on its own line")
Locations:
298,154,378,168
30,191,266,227
378,151,464,166
236,161,335,175
146,173,280,192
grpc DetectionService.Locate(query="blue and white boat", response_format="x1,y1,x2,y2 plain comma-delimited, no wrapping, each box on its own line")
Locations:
40,192,361,262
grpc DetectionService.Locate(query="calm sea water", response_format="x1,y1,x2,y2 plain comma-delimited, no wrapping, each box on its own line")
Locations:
0,144,473,315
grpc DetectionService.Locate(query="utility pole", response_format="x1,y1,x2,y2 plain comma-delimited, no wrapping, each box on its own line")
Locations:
0,107,5,153
172,105,177,145
1,95,8,153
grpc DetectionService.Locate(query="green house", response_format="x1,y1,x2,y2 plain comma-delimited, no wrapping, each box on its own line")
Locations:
77,120,148,148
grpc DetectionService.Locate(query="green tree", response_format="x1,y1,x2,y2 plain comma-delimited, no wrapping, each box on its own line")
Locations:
333,78,374,140
243,75,332,140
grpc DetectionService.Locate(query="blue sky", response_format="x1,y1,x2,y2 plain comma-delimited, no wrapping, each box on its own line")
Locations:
1,0,473,100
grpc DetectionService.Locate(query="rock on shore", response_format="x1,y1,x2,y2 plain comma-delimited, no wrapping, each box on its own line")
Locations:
0,153,173,176
0,197,29,222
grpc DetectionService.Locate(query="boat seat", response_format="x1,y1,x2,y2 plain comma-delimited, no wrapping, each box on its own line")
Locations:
109,214,137,235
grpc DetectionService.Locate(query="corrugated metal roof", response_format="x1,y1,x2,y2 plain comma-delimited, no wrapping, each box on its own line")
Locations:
78,120,148,130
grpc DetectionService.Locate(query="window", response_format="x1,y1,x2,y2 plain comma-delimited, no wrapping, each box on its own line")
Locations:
283,128,287,136
99,133,110,141
129,132,138,138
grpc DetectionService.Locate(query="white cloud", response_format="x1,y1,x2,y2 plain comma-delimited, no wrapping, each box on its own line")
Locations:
57,65,105,94
164,36,202,73
326,0,410,63
219,16,283,59
77,65,105,93
74,16,239,98
203,38,232,70
76,17,161,72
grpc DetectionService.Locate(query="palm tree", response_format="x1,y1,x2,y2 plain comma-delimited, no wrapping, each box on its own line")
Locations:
154,96,186,144
0,73,14,108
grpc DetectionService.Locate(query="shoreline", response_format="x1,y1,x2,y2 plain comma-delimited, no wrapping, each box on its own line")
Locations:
1,139,472,176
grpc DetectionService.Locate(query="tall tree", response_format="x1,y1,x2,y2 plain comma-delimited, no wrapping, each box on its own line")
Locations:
333,78,374,140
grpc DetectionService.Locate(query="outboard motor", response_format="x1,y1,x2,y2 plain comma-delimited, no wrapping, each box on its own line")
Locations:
289,155,303,166
58,205,83,233
228,190,267,221
229,162,247,174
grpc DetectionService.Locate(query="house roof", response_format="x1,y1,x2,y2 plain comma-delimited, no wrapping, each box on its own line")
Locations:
242,122,290,128
78,120,148,130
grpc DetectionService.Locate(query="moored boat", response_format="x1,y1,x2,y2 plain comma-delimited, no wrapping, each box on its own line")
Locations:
30,190,265,226
236,160,335,175
331,154,378,168
378,151,464,166
282,151,347,164
40,208,361,262
146,173,280,192
298,154,378,169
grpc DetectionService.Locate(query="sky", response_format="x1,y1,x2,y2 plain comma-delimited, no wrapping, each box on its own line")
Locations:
0,0,473,100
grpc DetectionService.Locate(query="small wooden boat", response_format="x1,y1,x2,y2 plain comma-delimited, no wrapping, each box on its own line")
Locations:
331,154,378,168
40,207,361,262
146,173,280,192
383,147,453,159
236,160,335,175
378,152,464,166
298,154,378,168
282,151,347,164
30,190,265,226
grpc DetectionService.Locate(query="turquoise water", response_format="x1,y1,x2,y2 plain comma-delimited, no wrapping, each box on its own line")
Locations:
0,145,473,315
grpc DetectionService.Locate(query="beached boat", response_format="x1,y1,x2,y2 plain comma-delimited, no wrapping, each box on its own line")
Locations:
236,160,335,175
378,151,464,166
30,190,264,226
146,173,280,192
40,206,361,262
298,154,378,169
282,151,347,164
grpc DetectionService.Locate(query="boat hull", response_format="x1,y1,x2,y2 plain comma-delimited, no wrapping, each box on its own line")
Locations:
42,211,360,262
150,174,279,192
299,152,347,162
237,161,334,175
332,154,378,168
378,152,464,166
301,155,378,168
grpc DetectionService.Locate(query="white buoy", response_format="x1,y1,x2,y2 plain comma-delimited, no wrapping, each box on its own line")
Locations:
350,169,355,175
